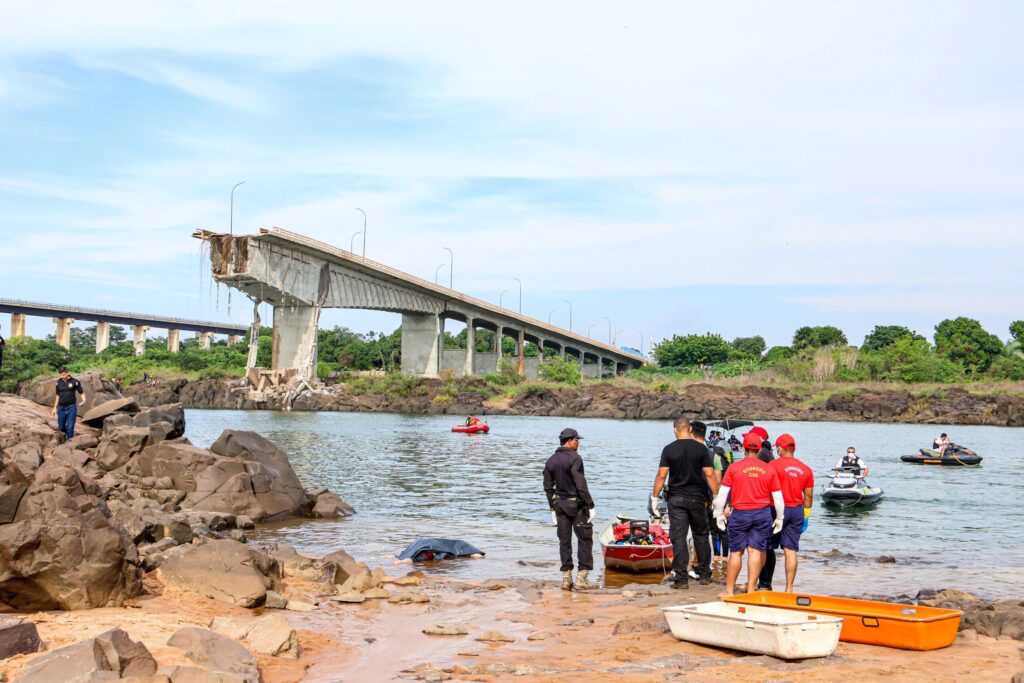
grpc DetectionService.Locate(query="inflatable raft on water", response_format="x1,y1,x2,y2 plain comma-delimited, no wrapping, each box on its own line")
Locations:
451,423,489,434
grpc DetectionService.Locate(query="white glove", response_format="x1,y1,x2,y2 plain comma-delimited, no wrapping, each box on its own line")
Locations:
771,517,783,535
551,510,557,526
650,495,660,517
714,511,727,531
587,507,596,523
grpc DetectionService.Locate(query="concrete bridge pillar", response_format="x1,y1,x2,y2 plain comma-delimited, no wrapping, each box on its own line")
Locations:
463,318,475,377
133,325,149,356
494,329,502,357
96,321,111,353
401,313,439,377
227,334,241,346
272,306,318,374
198,331,213,350
167,329,181,353
10,313,26,338
53,318,74,350
517,329,525,376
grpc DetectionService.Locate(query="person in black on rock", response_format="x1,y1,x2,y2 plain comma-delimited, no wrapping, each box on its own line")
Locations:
651,416,719,589
543,427,597,592
51,366,85,440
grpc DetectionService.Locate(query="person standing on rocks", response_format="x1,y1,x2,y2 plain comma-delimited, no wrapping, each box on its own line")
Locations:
651,416,719,589
543,427,597,591
713,432,784,597
51,366,85,440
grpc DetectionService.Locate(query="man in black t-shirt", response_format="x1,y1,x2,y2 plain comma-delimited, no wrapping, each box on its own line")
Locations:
651,416,719,588
51,366,85,440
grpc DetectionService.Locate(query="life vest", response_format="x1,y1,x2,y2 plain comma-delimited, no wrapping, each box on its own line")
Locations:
841,453,862,470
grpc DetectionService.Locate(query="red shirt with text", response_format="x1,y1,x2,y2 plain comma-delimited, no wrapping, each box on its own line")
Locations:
722,458,781,510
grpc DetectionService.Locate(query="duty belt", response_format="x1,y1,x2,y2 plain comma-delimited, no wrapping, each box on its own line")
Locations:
556,495,578,501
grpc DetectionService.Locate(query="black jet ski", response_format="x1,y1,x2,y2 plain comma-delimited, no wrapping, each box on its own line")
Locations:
821,467,883,507
901,443,982,466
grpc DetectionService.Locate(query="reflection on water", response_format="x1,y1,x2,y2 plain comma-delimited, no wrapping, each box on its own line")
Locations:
185,410,1024,599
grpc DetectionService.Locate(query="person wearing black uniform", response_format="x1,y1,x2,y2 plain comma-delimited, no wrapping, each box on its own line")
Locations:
543,427,596,591
651,416,719,589
51,366,85,440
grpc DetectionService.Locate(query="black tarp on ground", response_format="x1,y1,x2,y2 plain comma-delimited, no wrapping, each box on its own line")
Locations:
397,538,485,562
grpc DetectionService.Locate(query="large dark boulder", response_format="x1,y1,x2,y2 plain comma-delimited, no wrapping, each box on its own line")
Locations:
23,372,140,424
0,615,42,660
0,459,142,610
160,539,281,607
130,430,311,521
0,396,63,452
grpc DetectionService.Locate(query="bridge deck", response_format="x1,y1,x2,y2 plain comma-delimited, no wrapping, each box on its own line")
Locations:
0,298,248,335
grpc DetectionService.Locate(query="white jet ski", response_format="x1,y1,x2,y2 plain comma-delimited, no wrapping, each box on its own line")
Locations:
821,467,883,507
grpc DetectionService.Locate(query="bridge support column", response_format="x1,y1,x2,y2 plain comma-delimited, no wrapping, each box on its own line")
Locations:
463,318,475,377
227,334,240,346
53,318,74,350
133,325,149,356
167,329,181,353
272,306,318,375
401,313,439,377
10,313,26,338
96,321,111,353
198,331,213,350
517,329,525,376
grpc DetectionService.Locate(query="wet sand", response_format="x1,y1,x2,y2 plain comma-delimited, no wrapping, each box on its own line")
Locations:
3,570,1021,682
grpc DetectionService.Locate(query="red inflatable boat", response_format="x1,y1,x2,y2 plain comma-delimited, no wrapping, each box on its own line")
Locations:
600,515,673,573
451,423,489,434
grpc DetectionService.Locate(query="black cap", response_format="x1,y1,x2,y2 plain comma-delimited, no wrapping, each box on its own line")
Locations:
59,366,69,373
559,428,582,441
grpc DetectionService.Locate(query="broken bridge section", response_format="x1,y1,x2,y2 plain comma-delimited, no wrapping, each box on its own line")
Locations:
194,227,643,381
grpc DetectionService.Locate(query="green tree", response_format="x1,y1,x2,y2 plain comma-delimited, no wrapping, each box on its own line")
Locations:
0,337,68,392
934,317,1003,373
861,325,923,352
654,333,731,367
792,325,848,350
1010,320,1024,343
731,336,766,357
878,337,962,383
538,355,583,385
763,346,794,365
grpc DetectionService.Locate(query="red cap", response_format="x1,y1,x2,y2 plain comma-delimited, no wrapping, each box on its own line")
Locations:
775,433,796,449
743,432,763,450
746,426,769,441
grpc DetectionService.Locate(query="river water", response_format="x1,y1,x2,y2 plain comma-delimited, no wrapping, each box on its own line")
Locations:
185,410,1023,599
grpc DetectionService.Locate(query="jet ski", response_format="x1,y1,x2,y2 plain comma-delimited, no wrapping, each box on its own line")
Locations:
821,468,883,507
901,443,982,466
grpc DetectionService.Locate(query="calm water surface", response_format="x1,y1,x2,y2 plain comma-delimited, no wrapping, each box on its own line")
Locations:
185,410,1023,599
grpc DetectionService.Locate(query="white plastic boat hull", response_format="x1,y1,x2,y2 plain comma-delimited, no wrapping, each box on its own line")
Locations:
662,602,843,659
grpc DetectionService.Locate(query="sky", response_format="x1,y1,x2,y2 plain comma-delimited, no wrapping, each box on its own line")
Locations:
1,2,1022,351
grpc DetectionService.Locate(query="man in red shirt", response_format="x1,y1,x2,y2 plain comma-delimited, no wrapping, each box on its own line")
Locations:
712,432,784,597
762,433,814,592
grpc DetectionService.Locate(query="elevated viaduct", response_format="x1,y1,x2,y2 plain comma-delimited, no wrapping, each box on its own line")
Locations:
193,227,643,381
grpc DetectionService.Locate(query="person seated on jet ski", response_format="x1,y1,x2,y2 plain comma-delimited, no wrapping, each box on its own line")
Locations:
465,415,482,428
933,433,951,455
835,447,869,477
727,434,742,451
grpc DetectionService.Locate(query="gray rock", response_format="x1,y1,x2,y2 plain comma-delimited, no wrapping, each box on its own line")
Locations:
245,614,298,659
309,490,356,518
208,430,310,519
0,616,42,660
475,630,514,643
264,590,288,609
166,627,260,683
160,539,280,607
235,515,255,530
0,460,142,610
422,623,468,636
13,628,155,682
155,666,247,683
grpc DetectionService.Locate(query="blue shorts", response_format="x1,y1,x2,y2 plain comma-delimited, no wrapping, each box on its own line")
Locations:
779,506,805,551
728,508,772,553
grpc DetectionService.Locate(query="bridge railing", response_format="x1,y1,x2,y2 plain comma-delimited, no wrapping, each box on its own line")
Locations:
0,297,248,334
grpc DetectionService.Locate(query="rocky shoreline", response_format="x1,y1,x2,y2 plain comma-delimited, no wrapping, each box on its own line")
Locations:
2,375,1024,681
107,376,1024,426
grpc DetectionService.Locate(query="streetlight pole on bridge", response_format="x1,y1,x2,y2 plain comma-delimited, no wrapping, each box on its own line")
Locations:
563,300,573,332
355,208,367,257
443,247,454,289
230,181,245,236
548,308,557,324
499,290,509,309
513,277,522,313
603,316,612,345
351,230,363,254
435,263,446,285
